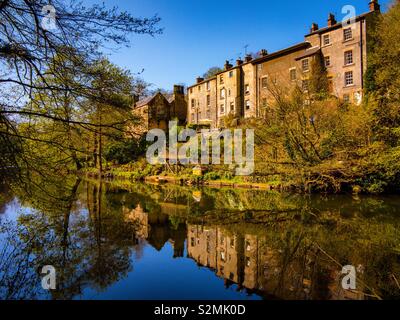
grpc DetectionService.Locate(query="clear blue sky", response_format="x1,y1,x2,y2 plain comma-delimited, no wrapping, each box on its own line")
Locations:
98,0,391,90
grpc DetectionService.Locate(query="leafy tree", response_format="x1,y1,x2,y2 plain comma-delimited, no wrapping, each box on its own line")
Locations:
203,67,223,79
366,1,400,147
0,0,161,178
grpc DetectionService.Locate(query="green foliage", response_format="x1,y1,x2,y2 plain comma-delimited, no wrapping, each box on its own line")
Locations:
104,137,147,164
202,67,223,79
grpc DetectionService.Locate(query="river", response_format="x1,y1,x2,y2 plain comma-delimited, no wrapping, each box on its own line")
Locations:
0,178,400,300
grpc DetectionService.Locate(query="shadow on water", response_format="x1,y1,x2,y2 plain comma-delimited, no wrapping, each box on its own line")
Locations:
1,175,400,300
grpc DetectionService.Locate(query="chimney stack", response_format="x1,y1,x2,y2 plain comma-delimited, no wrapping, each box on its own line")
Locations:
174,85,184,95
236,58,243,66
310,23,319,33
259,49,268,57
245,54,253,63
327,13,337,27
196,77,204,84
369,0,380,12
224,60,233,70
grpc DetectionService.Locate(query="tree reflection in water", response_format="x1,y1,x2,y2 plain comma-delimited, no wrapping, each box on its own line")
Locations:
1,177,400,300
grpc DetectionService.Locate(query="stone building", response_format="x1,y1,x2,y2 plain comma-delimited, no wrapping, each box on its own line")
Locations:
187,0,381,128
133,85,187,132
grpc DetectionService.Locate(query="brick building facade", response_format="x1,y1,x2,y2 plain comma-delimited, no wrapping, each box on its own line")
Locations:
187,1,381,128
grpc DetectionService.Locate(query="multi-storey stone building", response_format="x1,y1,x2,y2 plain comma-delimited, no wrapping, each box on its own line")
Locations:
187,0,381,128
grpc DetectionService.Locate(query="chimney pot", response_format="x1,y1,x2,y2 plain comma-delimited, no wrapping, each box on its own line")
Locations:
259,49,268,57
245,54,253,63
236,59,243,66
327,13,337,27
224,60,233,70
311,23,319,33
196,77,204,84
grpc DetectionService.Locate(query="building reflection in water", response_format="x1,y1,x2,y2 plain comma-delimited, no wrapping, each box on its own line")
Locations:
123,202,365,300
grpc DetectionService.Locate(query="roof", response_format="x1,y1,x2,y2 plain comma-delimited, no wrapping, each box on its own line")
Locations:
187,76,217,89
305,11,374,36
251,42,311,65
295,46,321,60
135,93,164,108
188,43,310,89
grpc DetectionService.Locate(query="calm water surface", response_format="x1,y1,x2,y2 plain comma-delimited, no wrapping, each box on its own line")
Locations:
1,179,400,300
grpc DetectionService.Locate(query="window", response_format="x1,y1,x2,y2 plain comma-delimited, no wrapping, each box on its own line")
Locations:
191,99,195,109
344,50,353,65
323,34,330,46
344,28,353,41
230,238,235,248
228,89,231,97
245,84,250,95
220,236,225,245
245,100,250,110
229,71,234,78
191,113,195,122
220,88,226,99
230,102,234,112
220,75,224,84
207,95,210,106
343,94,350,103
261,77,268,89
246,240,251,251
302,59,310,72
290,68,297,81
206,81,210,91
246,257,251,267
302,80,310,91
198,112,202,119
191,238,195,247
220,251,226,262
220,104,225,114
324,56,331,67
345,71,354,86
190,88,193,94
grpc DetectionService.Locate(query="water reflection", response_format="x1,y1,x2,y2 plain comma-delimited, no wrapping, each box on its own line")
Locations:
1,178,400,300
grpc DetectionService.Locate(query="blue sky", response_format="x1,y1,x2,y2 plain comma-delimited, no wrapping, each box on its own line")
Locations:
99,0,391,90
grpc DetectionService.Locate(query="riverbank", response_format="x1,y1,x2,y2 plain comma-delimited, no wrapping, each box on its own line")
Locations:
81,168,312,193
